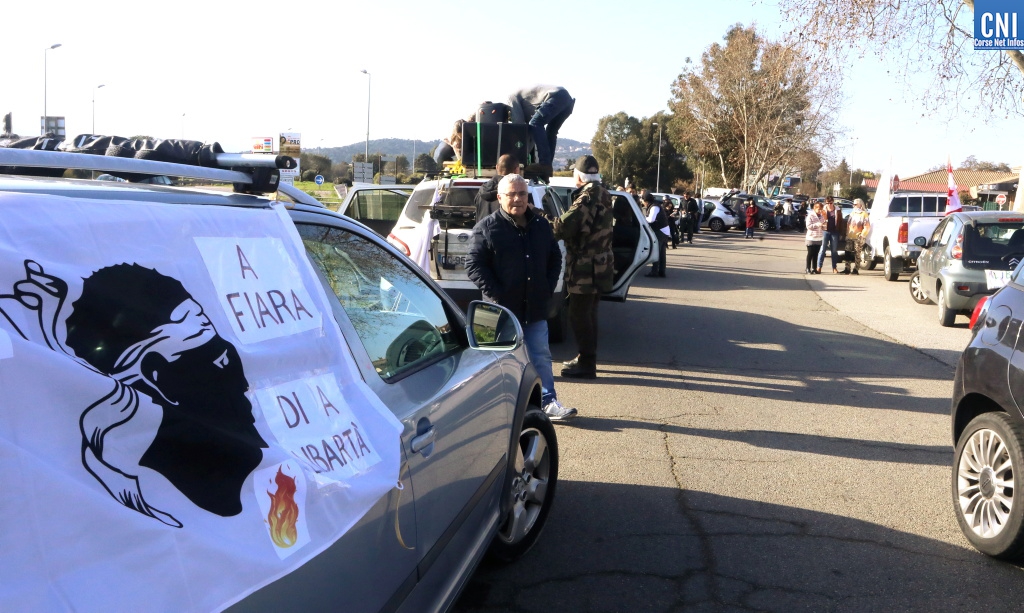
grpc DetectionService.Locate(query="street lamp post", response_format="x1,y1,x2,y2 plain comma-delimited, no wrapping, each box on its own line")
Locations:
92,84,105,134
361,69,371,163
43,43,62,135
652,120,663,193
849,137,858,187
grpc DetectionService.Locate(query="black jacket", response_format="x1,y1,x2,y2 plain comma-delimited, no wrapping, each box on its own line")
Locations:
466,207,561,325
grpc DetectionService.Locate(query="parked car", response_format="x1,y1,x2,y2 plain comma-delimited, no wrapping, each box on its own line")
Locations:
0,144,556,613
697,197,738,232
950,258,1024,559
336,184,414,237
723,193,775,231
912,210,1024,326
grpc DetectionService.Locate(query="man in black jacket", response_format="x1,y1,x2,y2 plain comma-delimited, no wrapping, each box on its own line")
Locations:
466,174,576,421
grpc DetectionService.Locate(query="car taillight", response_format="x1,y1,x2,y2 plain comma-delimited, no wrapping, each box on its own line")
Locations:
951,233,963,260
898,222,908,244
970,295,989,330
387,234,411,256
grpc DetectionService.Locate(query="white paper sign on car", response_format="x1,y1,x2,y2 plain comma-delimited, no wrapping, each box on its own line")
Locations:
0,193,402,613
986,269,1013,290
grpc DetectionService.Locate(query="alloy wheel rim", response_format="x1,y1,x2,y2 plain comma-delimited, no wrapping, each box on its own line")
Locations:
910,275,925,300
496,427,550,544
957,427,1014,539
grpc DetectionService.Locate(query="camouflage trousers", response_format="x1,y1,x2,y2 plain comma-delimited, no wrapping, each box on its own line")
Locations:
846,238,866,271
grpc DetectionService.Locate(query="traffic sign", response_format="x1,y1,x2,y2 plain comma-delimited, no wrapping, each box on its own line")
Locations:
996,193,1007,205
314,175,324,185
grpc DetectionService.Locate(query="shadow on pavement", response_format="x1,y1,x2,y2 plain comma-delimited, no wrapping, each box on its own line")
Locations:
456,483,1021,613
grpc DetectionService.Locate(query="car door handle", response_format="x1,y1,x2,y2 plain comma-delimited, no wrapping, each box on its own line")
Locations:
411,427,436,453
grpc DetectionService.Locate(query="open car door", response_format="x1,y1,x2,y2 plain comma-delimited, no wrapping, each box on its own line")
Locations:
545,185,655,303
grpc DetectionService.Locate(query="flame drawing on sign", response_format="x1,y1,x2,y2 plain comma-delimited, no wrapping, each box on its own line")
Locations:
266,467,299,548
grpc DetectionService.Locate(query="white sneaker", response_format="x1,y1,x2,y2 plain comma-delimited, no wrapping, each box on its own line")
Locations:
543,399,578,422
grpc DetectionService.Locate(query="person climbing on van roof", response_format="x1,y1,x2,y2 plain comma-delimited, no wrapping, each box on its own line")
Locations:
507,86,574,179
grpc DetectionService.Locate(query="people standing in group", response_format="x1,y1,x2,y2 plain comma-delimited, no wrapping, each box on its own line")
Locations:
555,155,614,380
817,196,844,273
684,191,700,242
842,198,871,275
643,192,670,277
805,201,824,274
667,199,680,249
466,174,576,421
744,198,758,238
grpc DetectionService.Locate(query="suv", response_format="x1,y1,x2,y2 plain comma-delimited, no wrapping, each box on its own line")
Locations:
389,175,656,341
951,260,1024,559
912,211,1024,326
0,143,556,613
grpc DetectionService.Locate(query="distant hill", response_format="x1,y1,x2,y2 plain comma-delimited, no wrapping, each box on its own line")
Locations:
322,136,592,170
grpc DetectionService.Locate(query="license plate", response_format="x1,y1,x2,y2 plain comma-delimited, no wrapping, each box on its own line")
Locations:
985,269,1012,290
438,254,468,269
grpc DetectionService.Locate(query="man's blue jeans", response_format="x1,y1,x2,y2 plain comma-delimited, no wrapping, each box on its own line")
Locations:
529,90,575,167
818,231,840,270
523,320,556,405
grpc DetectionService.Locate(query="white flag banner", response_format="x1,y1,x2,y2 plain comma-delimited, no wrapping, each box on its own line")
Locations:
0,193,402,612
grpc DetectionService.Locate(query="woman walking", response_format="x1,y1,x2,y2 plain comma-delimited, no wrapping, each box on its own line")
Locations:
805,201,824,273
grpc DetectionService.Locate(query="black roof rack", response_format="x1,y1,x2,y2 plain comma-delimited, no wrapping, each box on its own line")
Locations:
0,136,298,196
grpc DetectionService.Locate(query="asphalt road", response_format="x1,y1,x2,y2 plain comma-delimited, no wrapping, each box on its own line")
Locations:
455,229,1024,612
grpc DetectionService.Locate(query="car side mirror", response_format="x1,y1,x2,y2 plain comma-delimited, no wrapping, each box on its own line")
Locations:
466,301,521,350
913,236,928,247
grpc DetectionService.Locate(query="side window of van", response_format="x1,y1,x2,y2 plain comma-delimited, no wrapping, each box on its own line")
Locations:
889,197,907,213
923,197,939,213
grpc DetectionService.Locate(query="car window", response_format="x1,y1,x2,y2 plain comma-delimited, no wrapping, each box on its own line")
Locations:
907,197,922,213
346,189,410,224
964,221,1024,258
889,197,907,213
937,218,957,247
297,224,461,382
923,196,939,213
930,218,948,245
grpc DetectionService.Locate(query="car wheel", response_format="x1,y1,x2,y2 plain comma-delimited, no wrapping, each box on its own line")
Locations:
883,246,901,281
938,286,956,326
860,246,877,270
909,272,932,304
709,218,725,232
488,407,558,562
953,411,1024,559
758,219,770,231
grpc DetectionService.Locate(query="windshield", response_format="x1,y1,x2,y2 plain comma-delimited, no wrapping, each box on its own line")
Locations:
962,221,1024,269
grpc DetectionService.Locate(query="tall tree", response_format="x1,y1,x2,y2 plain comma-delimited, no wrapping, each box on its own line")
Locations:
590,113,690,189
668,25,840,193
777,0,1023,117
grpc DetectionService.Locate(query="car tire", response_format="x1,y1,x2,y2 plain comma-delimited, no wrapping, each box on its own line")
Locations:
953,411,1024,559
709,218,725,232
938,286,956,326
909,272,932,304
860,246,877,270
488,407,558,563
758,219,770,231
883,246,902,281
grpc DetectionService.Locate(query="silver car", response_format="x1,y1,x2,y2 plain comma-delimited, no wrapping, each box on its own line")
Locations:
913,210,1024,326
0,148,558,613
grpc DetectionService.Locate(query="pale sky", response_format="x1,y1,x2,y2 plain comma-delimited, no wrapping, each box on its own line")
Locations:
5,0,1022,178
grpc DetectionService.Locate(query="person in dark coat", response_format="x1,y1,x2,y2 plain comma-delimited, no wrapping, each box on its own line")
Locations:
466,174,576,421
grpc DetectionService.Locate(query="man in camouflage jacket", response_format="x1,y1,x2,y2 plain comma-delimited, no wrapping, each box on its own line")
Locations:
555,154,613,379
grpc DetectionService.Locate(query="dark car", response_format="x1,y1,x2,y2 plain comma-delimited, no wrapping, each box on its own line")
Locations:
951,260,1024,559
723,193,775,231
